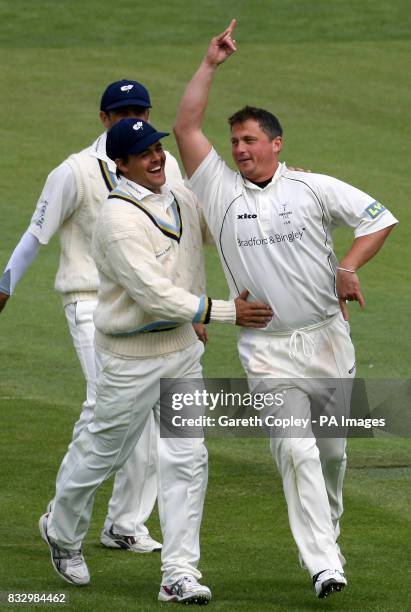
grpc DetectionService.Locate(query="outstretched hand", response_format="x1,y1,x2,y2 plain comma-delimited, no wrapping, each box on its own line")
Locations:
234,289,273,328
205,19,237,67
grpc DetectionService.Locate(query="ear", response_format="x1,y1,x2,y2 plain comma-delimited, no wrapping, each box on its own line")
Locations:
272,136,283,154
100,110,110,128
116,157,128,175
143,109,150,121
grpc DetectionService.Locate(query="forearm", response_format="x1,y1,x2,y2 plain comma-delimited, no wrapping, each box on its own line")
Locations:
105,238,236,325
174,20,236,177
0,230,40,295
173,60,217,177
339,226,395,271
174,60,218,134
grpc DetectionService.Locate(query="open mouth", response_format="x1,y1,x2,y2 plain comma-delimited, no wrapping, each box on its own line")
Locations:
148,166,163,175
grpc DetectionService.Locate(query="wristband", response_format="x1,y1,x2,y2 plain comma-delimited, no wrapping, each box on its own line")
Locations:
337,267,356,274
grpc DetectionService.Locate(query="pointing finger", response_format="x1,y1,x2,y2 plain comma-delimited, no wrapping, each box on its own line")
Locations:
225,18,237,36
357,290,366,309
217,19,237,43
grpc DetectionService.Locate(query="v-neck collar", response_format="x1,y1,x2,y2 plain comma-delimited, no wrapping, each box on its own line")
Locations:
108,188,183,243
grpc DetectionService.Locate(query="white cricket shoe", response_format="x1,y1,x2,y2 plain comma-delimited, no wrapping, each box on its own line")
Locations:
100,526,162,553
158,575,211,605
39,513,90,586
313,569,347,598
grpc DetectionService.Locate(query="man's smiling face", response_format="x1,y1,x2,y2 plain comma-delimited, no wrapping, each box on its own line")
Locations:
117,141,166,193
230,119,282,182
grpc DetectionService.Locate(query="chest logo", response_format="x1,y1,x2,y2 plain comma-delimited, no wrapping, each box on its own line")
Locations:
237,213,257,219
278,202,293,225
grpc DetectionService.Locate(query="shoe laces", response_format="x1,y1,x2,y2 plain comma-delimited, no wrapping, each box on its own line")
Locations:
52,542,83,562
168,575,197,595
137,535,155,545
69,551,85,566
180,575,199,589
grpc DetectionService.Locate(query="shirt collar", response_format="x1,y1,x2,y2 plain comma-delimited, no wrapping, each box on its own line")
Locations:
242,161,286,190
89,132,116,172
119,176,175,211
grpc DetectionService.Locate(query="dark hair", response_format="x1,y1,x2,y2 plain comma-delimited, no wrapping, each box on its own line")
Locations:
108,105,148,118
115,154,129,178
228,106,283,139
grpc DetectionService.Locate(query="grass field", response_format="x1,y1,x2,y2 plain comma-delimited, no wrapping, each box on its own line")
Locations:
0,1,410,610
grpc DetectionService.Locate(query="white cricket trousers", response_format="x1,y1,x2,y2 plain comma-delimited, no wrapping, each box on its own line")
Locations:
56,299,157,536
238,314,355,577
47,340,208,583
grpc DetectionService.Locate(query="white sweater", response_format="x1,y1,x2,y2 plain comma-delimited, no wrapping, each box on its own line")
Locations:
92,176,236,358
27,132,182,306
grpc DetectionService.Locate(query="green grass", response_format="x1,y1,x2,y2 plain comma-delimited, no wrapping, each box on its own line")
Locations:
0,0,410,610
0,400,410,611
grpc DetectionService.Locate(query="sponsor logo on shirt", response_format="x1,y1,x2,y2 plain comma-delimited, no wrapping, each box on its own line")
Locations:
365,201,385,219
237,228,306,247
237,213,257,219
33,199,49,229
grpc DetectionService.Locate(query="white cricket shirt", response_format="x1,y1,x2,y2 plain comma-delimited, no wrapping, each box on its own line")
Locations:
188,148,398,333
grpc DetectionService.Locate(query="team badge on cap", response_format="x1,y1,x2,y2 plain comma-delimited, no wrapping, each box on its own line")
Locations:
106,118,169,160
100,79,152,112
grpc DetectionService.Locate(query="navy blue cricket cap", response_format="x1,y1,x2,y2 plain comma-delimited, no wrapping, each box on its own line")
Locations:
100,79,151,112
106,118,169,160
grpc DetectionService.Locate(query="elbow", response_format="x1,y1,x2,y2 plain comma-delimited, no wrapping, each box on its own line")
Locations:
378,224,397,244
173,113,193,141
173,120,184,141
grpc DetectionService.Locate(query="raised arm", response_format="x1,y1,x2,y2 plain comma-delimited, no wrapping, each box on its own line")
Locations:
174,19,237,178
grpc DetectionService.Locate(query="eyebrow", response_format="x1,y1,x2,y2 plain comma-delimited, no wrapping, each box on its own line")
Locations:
231,135,258,141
